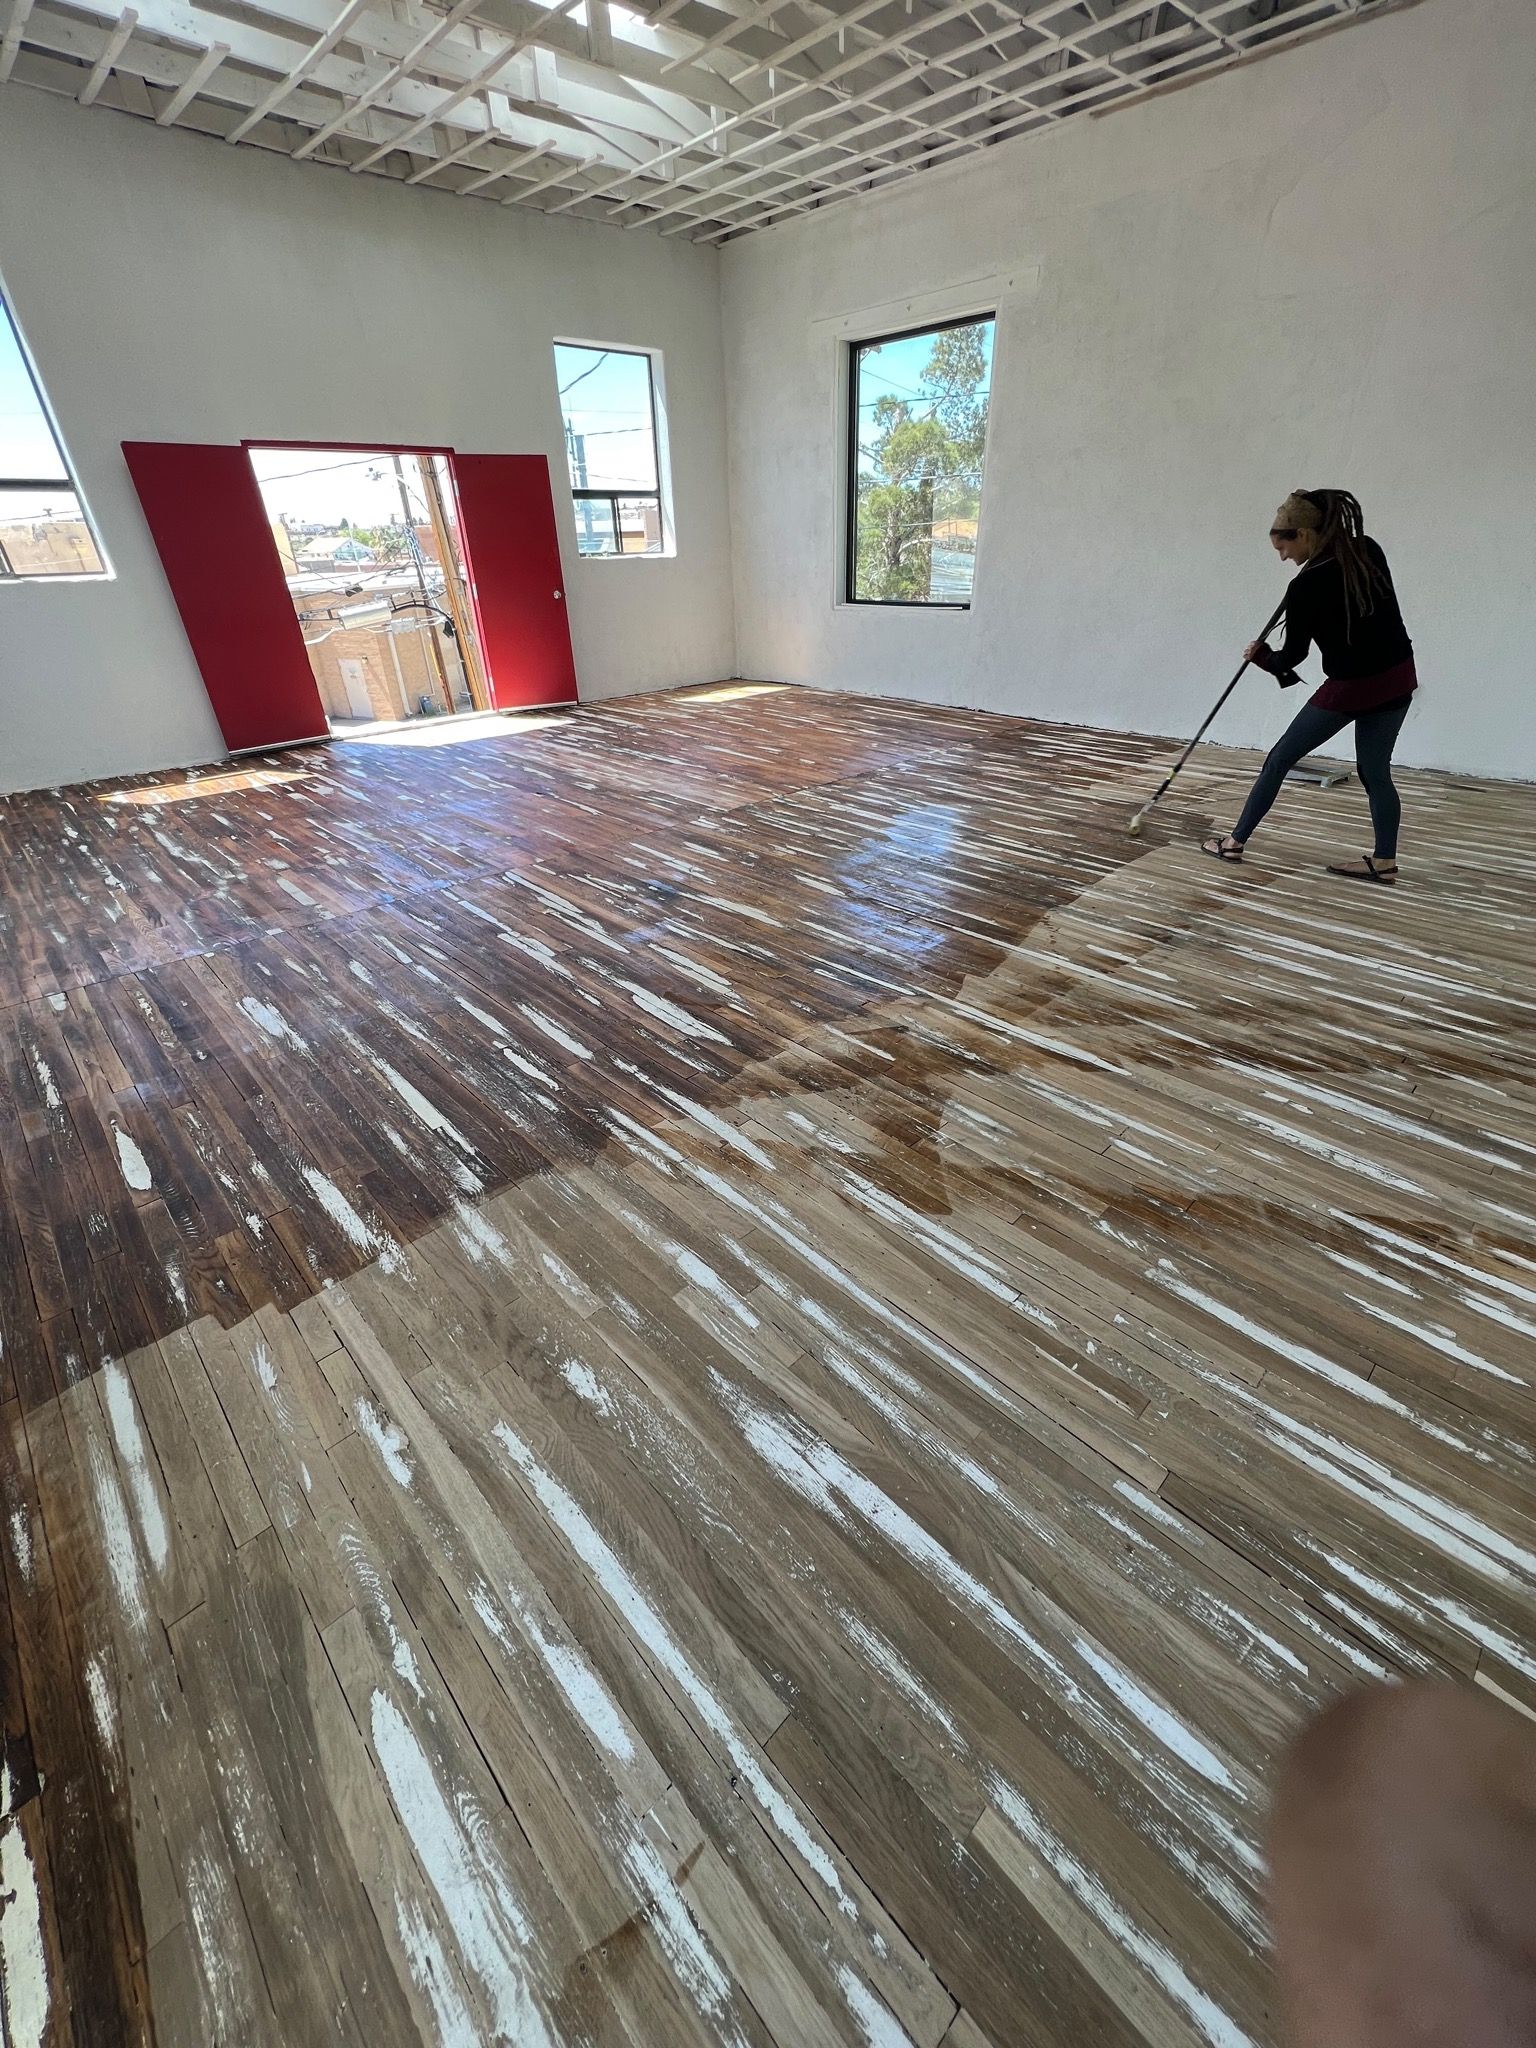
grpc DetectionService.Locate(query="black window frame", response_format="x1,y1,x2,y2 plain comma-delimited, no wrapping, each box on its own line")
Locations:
843,309,995,611
570,489,664,558
555,342,666,559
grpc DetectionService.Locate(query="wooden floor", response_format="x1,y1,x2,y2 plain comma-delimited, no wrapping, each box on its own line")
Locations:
2,681,1534,2047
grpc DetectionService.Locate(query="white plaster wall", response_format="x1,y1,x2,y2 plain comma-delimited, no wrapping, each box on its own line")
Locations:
721,0,1536,780
0,85,735,793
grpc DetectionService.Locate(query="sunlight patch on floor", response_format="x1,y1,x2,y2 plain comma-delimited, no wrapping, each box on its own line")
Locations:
342,711,577,748
97,765,315,806
677,682,793,705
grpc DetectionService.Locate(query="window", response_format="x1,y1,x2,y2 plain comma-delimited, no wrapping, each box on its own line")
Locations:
0,290,105,580
553,342,667,557
846,314,994,607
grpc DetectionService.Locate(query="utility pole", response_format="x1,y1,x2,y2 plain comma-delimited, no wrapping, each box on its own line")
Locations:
567,420,596,550
420,459,489,713
393,454,455,715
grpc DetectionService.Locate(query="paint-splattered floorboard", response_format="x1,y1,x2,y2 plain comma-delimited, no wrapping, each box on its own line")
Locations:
1,681,1534,2045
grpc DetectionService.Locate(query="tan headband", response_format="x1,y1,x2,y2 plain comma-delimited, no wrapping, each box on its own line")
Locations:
1274,492,1322,532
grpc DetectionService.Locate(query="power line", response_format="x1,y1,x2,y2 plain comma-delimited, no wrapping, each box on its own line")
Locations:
250,455,391,483
557,350,612,399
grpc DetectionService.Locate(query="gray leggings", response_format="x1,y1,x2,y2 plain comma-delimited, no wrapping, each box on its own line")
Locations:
1233,694,1413,858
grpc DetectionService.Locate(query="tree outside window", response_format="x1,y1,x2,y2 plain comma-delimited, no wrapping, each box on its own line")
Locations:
847,315,994,607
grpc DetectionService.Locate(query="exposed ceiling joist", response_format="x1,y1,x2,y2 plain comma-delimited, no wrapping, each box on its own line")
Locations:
0,0,38,81
345,0,583,170
225,0,371,140
604,0,1131,228
154,32,226,118
77,1,135,99
290,0,503,156
3,0,1416,239
21,0,685,158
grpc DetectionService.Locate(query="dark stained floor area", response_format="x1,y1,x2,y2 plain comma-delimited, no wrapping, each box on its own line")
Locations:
0,685,1180,1393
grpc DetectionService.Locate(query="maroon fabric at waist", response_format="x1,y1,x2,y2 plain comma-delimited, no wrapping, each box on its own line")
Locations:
1310,657,1418,716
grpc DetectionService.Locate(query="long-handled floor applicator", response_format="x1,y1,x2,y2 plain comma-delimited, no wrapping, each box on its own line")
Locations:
1127,593,1290,836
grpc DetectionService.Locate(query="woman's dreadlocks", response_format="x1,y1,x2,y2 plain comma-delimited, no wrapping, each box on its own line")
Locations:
1284,488,1387,639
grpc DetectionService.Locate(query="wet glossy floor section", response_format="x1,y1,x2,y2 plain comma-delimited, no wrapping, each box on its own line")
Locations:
1,681,1533,2046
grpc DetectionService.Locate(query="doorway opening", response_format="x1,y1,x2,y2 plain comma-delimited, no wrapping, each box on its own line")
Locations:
248,447,489,735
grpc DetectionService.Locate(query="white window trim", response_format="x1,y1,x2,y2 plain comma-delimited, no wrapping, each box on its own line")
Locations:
0,271,113,587
552,336,676,563
820,268,1036,615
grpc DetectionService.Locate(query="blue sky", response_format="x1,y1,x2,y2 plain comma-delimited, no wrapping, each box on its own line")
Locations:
554,344,657,495
247,448,431,529
1,299,70,482
853,319,994,476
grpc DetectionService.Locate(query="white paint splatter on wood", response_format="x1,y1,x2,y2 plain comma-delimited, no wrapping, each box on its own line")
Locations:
8,1508,32,1585
0,1817,51,2048
28,1054,62,1112
393,1893,483,2048
449,1201,515,1270
298,1167,404,1273
988,1777,1254,2048
101,1359,170,1575
113,1125,153,1193
85,1654,119,1751
490,1422,859,1920
837,1612,960,1741
370,1691,553,2048
356,1398,415,1488
84,1431,149,1636
837,1965,914,2048
619,981,732,1046
239,996,309,1051
519,1008,593,1060
371,1059,479,1160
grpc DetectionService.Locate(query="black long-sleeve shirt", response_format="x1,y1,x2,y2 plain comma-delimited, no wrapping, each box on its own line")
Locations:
1256,537,1413,680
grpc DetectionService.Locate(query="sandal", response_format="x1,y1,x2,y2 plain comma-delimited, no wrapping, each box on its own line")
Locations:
1326,853,1398,885
1200,835,1244,863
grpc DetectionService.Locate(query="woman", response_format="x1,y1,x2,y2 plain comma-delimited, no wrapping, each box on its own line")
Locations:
1201,489,1416,883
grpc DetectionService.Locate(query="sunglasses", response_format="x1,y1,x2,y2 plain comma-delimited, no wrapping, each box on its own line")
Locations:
1269,527,1299,540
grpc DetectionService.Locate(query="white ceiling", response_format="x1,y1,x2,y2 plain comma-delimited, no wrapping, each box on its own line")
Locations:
2,0,1409,241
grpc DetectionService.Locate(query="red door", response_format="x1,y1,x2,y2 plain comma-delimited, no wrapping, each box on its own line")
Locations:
123,441,329,754
451,455,577,710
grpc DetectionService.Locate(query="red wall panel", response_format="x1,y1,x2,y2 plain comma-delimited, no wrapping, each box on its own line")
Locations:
123,441,329,754
451,454,577,710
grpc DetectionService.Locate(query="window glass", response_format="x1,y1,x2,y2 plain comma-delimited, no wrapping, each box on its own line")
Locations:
847,315,994,607
615,495,663,555
0,292,105,578
554,342,666,558
573,495,617,557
